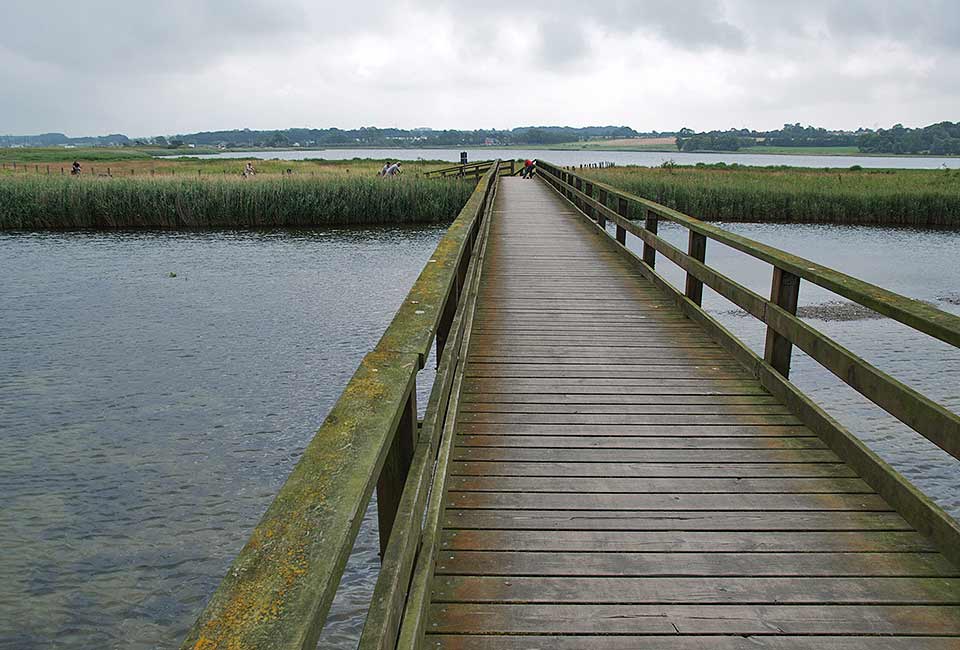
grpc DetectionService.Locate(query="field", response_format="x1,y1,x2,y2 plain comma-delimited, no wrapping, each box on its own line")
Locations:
582,164,960,227
0,158,475,229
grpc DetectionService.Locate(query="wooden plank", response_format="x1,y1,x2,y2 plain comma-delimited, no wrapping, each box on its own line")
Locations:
428,635,960,650
460,393,779,405
449,461,856,478
445,491,890,511
451,448,837,463
447,476,874,494
438,530,935,553
433,575,960,604
456,414,804,426
455,435,825,450
433,552,959,577
458,403,794,415
442,509,912,531
428,603,960,635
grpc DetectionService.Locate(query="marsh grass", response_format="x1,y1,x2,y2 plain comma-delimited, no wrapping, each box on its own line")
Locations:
0,174,474,230
584,164,960,227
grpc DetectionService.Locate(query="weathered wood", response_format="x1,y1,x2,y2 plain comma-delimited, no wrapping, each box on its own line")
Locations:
616,196,628,244
376,379,417,555
429,635,960,650
443,509,910,531
433,575,960,603
434,552,957,577
764,267,801,378
449,460,855,478
438,529,935,553
429,603,960,635
446,475,873,493
643,207,658,267
444,491,885,511
685,230,707,305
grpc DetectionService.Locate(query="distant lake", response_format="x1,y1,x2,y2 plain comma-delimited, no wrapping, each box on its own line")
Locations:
184,148,958,170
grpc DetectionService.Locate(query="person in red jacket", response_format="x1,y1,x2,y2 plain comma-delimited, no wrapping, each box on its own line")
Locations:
522,159,535,179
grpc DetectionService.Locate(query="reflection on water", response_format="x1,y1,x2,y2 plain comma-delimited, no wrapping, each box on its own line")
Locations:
619,221,960,517
1,222,959,649
0,228,442,649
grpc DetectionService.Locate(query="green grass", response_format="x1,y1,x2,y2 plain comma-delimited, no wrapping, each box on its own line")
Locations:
582,164,960,227
0,174,475,230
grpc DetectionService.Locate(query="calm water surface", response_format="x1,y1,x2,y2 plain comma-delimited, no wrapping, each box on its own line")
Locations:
0,228,442,649
1,223,958,649
188,147,958,169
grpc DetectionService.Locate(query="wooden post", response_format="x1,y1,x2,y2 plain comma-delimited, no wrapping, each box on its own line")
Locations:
616,197,628,244
597,189,608,229
435,282,459,366
685,231,708,305
764,267,801,378
584,181,595,221
376,381,418,556
643,209,659,268
574,177,582,211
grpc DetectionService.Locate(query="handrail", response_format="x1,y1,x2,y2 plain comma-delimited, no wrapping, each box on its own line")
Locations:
536,159,960,463
424,159,518,178
180,162,501,650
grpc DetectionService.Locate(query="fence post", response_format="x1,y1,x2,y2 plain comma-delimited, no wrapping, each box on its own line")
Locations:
574,177,582,211
584,181,595,221
764,267,801,378
642,209,659,268
616,197,628,244
597,189,608,229
376,380,418,556
685,231,708,305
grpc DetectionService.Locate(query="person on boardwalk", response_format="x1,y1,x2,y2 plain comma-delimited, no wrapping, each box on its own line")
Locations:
385,161,402,177
522,159,535,179
71,161,82,176
379,162,391,177
242,162,256,178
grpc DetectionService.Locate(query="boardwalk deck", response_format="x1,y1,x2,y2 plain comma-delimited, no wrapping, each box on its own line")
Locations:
424,177,960,648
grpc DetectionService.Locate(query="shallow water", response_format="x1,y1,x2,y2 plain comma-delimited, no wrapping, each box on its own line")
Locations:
1,223,958,649
187,147,958,170
0,228,441,649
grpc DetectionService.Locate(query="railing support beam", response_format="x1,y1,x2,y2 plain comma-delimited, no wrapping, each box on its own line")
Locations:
597,189,608,229
685,231,708,306
616,197,628,244
376,380,418,556
643,209,658,268
584,181,595,221
764,268,801,378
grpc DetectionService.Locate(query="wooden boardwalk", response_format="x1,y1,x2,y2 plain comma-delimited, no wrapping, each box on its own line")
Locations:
424,177,960,648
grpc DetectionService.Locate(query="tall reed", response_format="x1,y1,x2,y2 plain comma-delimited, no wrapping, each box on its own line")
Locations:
0,175,475,229
583,165,960,227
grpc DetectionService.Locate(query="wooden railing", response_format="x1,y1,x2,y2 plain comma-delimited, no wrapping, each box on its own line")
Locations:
537,159,960,563
180,162,500,650
424,159,517,179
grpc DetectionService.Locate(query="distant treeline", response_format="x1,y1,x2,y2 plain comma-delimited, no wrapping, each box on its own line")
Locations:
167,125,640,148
676,122,960,154
0,126,640,149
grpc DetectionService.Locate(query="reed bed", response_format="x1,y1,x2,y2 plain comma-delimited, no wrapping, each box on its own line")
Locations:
0,174,475,230
583,165,960,227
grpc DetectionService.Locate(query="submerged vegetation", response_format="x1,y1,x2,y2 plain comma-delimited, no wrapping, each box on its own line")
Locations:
583,164,960,227
0,174,475,229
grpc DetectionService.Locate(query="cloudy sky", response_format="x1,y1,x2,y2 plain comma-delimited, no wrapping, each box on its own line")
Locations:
2,0,958,136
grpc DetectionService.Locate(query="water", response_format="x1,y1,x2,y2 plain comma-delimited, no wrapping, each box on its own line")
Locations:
184,147,958,170
0,228,443,649
1,223,959,649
